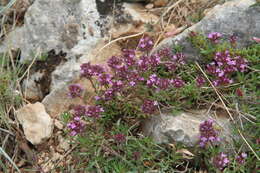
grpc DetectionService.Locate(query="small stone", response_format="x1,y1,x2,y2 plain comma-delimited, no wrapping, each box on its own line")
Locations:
57,135,70,152
16,102,53,145
52,152,62,162
145,3,154,9
54,119,64,130
22,72,44,101
153,0,169,7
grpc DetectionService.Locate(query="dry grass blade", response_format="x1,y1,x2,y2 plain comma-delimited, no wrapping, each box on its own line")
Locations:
0,0,17,14
95,31,145,58
195,61,260,161
0,146,21,173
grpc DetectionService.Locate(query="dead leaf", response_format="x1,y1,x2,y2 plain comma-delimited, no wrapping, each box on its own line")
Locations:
143,161,153,167
154,0,169,7
164,25,186,37
145,3,154,9
176,149,194,159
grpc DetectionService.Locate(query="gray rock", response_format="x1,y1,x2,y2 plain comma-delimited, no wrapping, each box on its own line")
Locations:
142,110,233,147
42,82,85,118
22,71,44,101
155,0,260,61
0,0,103,62
16,102,53,145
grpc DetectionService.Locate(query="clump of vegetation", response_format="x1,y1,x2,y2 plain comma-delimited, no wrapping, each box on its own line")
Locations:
0,52,25,172
64,32,259,172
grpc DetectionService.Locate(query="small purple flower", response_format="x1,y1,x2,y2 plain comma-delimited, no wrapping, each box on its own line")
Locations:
67,117,85,136
236,152,247,164
122,49,136,66
171,78,185,88
114,65,129,78
165,62,177,71
73,105,87,117
156,78,170,90
94,96,101,101
138,55,150,71
229,34,238,45
213,152,229,171
158,48,172,58
80,62,105,78
172,53,185,65
199,119,220,147
126,70,144,85
98,73,112,86
113,133,126,143
146,74,159,88
103,89,115,100
208,32,222,43
138,36,154,51
111,80,124,92
129,81,136,86
141,99,158,114
68,84,83,98
196,76,206,87
107,56,123,70
86,105,104,118
149,54,161,67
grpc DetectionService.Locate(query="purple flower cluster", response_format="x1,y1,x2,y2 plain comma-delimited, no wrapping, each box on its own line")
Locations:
141,99,158,114
107,56,123,70
68,84,83,98
73,105,87,117
171,78,185,88
146,74,185,90
138,36,154,51
80,62,105,78
86,105,104,118
199,119,220,147
113,133,126,143
196,76,206,87
172,53,185,65
98,73,112,86
208,32,222,43
67,104,104,135
67,116,85,136
236,152,247,164
207,50,248,86
213,152,229,171
67,36,190,132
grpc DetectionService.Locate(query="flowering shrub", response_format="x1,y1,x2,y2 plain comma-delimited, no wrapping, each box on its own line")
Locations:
206,50,248,86
213,152,230,171
66,33,253,135
199,119,220,147
64,32,259,172
235,152,247,164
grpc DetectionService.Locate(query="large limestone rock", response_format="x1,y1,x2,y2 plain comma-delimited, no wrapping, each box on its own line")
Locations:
0,0,103,62
142,110,233,147
16,102,53,145
155,0,260,60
